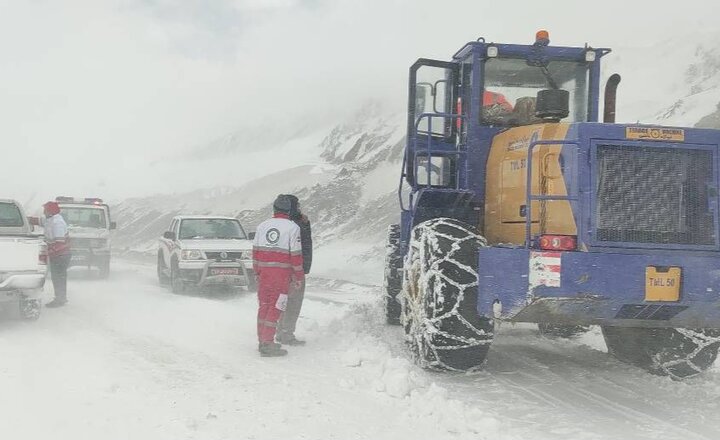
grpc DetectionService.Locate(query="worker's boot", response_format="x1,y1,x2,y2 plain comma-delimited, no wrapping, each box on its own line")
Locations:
258,342,288,357
277,334,306,346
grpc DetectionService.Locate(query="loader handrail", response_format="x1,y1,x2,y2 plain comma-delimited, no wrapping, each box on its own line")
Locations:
399,111,465,211
524,139,580,248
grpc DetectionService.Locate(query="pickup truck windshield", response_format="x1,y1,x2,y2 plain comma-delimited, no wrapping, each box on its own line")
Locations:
179,219,246,240
0,202,24,227
60,207,108,228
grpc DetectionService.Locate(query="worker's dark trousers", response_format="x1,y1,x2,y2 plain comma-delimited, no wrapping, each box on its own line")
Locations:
277,279,305,340
49,254,71,302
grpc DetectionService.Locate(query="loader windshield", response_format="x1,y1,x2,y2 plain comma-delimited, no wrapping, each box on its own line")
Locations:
482,57,589,126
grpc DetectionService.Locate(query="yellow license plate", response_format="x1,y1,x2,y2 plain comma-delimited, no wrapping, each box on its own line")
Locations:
645,266,681,301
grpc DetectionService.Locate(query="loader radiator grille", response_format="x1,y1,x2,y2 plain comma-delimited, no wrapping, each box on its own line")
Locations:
595,145,715,246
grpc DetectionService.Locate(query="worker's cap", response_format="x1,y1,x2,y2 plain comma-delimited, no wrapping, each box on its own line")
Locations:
43,201,61,216
273,194,294,214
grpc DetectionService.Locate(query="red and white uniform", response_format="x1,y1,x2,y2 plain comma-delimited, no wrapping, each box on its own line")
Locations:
44,213,70,258
252,213,304,343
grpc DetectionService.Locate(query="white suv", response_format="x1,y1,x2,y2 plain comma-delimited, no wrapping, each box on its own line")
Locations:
56,197,116,278
157,215,255,293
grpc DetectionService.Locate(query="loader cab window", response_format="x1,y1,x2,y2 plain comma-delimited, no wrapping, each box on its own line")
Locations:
482,57,589,126
416,155,455,187
413,65,456,137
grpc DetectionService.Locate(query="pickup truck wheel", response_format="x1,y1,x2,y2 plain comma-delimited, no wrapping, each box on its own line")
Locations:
538,323,590,338
383,224,402,325
601,326,720,379
401,218,493,371
170,262,186,294
20,298,41,321
157,253,170,286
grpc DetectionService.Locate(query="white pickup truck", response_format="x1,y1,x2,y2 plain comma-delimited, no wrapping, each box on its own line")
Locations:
0,199,47,320
157,215,255,293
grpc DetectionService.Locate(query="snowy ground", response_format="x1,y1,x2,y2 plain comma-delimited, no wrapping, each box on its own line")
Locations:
2,260,720,440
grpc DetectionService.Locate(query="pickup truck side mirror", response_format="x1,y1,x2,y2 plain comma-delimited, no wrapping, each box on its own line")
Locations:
27,216,40,226
163,231,176,240
110,221,117,230
248,232,256,240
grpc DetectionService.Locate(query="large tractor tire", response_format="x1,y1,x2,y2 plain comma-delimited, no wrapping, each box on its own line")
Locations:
383,224,402,325
602,326,720,379
401,218,493,371
538,323,590,339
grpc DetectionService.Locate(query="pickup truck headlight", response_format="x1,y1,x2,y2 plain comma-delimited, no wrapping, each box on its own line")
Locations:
181,250,205,260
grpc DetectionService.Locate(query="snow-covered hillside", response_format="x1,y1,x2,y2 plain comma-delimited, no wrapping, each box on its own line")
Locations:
609,31,720,126
112,102,405,284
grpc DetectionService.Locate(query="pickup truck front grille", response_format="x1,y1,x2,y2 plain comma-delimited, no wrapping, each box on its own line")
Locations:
205,251,245,261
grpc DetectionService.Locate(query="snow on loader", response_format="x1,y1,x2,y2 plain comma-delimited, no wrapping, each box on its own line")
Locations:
383,30,720,379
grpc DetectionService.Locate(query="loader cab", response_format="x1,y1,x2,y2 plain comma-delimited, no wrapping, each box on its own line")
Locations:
405,33,609,188
401,32,610,242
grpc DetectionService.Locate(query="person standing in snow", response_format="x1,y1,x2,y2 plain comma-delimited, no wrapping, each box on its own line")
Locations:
276,194,312,346
43,201,71,308
252,195,305,357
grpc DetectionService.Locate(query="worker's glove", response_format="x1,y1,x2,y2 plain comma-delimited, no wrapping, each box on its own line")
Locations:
275,294,288,312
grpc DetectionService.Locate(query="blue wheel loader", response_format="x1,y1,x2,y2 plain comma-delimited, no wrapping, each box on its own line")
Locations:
383,31,720,379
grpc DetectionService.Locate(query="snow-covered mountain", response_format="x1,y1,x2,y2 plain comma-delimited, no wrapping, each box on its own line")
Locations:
112,101,405,284
112,36,720,285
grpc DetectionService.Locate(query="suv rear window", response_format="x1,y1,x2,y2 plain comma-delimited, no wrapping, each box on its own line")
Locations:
0,202,24,227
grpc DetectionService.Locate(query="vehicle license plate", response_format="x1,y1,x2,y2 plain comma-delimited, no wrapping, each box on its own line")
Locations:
645,266,681,301
211,268,239,276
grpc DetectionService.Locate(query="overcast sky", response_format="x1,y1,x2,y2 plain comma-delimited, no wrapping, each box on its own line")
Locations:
1,0,717,203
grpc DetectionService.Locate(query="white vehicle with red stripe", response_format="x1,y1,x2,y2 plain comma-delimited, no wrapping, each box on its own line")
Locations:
55,196,116,278
0,199,47,320
157,215,255,293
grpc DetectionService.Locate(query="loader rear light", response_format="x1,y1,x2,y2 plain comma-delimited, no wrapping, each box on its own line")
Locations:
538,235,577,251
456,97,462,130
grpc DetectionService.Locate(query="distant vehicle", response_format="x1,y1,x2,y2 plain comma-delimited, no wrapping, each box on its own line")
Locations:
0,199,47,320
55,197,117,278
157,215,255,293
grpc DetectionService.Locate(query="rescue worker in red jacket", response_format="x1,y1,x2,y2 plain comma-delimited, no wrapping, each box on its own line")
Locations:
252,195,305,357
43,201,71,307
276,194,312,346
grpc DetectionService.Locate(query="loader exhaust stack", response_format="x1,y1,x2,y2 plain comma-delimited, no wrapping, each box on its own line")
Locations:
603,73,621,123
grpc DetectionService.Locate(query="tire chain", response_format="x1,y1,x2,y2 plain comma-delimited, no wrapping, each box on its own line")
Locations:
401,218,493,371
652,328,720,379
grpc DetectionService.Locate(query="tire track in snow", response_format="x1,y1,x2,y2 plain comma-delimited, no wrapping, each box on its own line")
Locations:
481,333,718,440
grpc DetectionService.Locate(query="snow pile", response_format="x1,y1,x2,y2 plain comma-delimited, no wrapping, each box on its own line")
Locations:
405,384,503,440
318,299,505,439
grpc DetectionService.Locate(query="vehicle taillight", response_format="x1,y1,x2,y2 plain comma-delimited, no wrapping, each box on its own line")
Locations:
39,245,48,265
538,235,577,251
455,97,462,131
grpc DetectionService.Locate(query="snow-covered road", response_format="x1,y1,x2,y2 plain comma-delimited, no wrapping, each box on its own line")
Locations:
2,260,720,440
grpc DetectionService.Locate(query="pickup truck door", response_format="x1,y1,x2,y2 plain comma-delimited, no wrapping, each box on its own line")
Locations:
160,220,178,266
